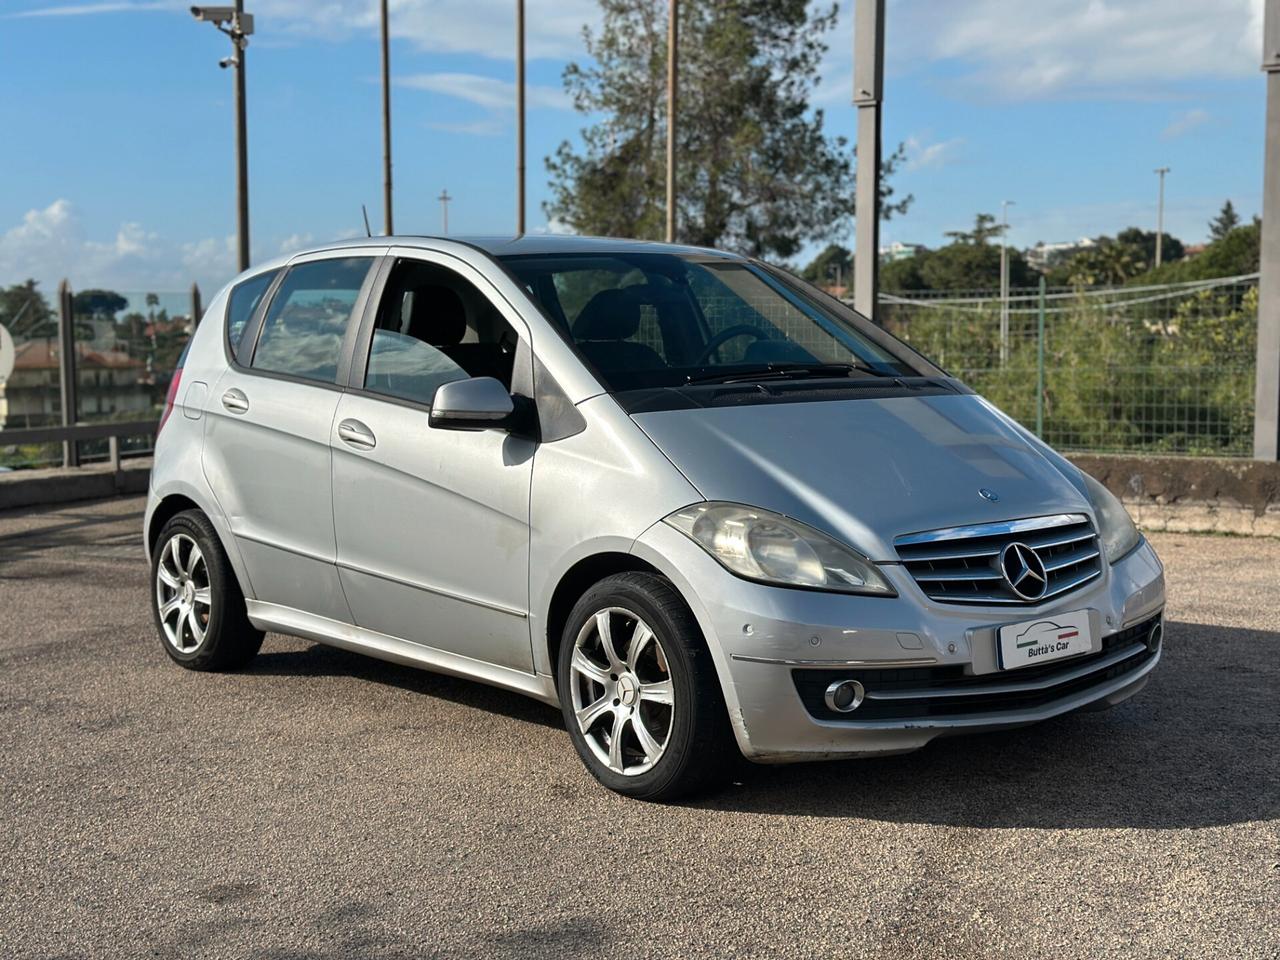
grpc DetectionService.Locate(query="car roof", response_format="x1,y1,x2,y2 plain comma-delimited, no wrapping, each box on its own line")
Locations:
283,234,747,261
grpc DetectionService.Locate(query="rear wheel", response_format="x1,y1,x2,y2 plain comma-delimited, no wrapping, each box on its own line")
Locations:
152,510,262,671
557,572,736,801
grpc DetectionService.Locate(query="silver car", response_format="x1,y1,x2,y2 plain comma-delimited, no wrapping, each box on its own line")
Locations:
145,236,1165,800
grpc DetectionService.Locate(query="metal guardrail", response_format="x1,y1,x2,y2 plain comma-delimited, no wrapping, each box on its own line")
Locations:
0,420,158,471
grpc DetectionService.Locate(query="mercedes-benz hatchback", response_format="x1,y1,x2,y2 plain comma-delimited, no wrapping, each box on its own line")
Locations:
145,235,1165,800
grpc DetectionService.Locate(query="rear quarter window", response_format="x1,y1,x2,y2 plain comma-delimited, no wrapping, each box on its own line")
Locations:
225,269,279,361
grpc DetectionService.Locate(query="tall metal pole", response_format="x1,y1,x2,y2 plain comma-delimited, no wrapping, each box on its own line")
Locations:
439,190,452,234
1000,199,1014,365
381,0,393,235
233,0,250,271
665,0,678,243
516,0,526,235
1255,0,1280,460
1154,167,1170,268
56,280,79,468
853,0,885,322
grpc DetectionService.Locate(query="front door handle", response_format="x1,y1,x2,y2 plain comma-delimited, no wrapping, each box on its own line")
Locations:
221,388,249,414
337,418,377,450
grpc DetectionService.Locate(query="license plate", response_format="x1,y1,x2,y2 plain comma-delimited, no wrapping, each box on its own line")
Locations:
997,609,1093,670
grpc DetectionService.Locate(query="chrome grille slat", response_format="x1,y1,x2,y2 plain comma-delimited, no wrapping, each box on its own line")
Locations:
895,514,1103,606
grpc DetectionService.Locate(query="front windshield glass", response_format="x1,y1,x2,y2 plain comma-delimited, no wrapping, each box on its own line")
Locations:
499,252,919,393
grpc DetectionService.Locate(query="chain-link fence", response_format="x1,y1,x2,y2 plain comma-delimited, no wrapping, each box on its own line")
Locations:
878,275,1259,457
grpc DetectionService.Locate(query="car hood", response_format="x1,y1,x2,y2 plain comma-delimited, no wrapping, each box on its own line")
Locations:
631,394,1092,562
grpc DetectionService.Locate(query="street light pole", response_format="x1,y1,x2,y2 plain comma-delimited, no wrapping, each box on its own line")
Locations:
853,0,885,323
438,190,452,234
665,0,678,243
1154,167,1170,268
1000,199,1015,365
1255,0,1280,459
381,0,393,235
192,4,254,272
516,0,526,235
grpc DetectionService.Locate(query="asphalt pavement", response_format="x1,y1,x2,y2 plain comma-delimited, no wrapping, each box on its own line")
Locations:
1,496,1277,959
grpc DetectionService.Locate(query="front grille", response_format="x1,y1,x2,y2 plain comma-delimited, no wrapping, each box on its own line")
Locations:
895,514,1102,606
792,614,1161,723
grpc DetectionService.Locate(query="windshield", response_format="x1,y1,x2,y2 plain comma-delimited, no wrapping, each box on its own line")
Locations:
499,252,922,394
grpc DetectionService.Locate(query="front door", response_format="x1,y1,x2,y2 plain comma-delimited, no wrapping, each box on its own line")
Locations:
204,253,379,621
330,253,536,672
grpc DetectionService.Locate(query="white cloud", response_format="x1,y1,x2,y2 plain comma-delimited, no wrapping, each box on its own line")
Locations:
1163,108,1211,139
0,199,242,293
904,136,965,171
277,232,314,254
398,72,567,111
253,0,599,61
4,2,175,17
889,0,1263,99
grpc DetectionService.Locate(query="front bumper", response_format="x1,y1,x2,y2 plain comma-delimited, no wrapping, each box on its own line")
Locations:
632,524,1165,762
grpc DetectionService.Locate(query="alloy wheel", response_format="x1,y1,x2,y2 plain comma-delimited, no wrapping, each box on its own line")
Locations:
568,606,675,776
155,533,212,654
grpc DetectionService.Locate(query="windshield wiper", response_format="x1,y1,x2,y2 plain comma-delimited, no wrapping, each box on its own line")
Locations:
685,362,884,385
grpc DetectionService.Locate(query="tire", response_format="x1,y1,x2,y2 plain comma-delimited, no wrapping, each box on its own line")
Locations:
557,571,736,801
151,509,263,671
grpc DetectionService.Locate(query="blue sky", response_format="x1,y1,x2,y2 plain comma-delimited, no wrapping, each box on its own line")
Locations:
0,0,1266,295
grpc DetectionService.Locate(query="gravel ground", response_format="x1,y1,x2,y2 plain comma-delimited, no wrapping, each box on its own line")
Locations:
1,496,1277,959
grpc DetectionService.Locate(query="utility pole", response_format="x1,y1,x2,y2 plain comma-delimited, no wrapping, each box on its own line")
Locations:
516,0,526,235
380,0,393,235
665,0,679,243
1154,167,1170,268
1255,0,1280,459
191,5,254,271
853,0,885,322
438,190,452,234
1000,199,1015,364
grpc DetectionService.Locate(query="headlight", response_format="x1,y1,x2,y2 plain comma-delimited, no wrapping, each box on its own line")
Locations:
663,502,895,596
1081,473,1141,563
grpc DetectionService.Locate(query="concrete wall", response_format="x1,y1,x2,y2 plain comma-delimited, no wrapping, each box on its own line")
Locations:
0,459,150,511
1071,454,1280,539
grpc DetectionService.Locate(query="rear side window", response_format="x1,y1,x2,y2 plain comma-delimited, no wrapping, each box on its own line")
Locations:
250,257,373,383
225,269,278,360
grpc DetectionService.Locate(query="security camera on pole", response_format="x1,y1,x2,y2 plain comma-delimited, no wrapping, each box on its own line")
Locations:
191,4,254,272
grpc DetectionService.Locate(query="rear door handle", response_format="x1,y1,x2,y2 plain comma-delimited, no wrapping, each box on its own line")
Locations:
337,418,376,450
221,388,249,414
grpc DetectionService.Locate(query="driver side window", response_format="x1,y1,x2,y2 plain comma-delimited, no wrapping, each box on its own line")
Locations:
364,259,520,407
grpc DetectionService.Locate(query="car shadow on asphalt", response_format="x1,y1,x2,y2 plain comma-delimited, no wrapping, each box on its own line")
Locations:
248,641,564,730
693,620,1280,829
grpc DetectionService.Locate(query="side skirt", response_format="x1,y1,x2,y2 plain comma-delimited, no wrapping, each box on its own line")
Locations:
245,600,561,707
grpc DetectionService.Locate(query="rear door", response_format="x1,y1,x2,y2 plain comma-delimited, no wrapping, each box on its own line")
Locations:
330,250,536,672
203,250,383,620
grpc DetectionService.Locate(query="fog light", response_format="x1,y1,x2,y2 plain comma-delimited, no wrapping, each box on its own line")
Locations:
1147,621,1163,652
823,679,865,714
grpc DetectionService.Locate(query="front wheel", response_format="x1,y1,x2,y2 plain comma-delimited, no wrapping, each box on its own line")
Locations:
557,572,736,801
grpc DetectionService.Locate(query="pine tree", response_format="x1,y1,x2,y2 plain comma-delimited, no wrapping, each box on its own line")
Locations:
545,0,910,259
1209,200,1241,241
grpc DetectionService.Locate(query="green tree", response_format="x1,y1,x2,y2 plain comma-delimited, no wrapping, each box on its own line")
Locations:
1116,227,1184,265
1209,200,1241,242
73,289,128,320
1129,222,1260,285
1066,240,1147,287
0,280,54,336
944,213,1004,246
801,244,851,284
880,253,930,293
546,0,911,259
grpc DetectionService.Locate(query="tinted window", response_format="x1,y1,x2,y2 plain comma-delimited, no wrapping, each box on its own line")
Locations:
501,253,916,393
225,269,278,360
362,259,519,407
251,257,372,383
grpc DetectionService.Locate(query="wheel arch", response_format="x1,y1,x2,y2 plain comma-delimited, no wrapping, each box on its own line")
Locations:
544,551,664,692
146,482,256,601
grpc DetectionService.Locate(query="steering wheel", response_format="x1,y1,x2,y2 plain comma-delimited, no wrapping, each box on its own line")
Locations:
693,324,772,366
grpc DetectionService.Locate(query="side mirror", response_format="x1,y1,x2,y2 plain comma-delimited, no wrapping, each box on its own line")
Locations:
429,376,517,431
